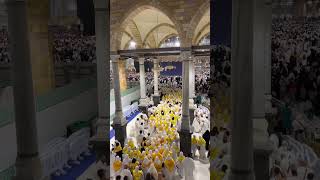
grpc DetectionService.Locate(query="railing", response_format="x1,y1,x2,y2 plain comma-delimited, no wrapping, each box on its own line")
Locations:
0,166,15,180
54,62,96,88
0,78,97,128
110,86,140,102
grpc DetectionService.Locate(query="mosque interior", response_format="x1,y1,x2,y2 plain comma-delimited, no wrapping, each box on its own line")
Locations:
0,0,320,180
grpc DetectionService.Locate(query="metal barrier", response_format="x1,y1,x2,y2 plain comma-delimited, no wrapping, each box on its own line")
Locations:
0,166,15,180
39,128,91,178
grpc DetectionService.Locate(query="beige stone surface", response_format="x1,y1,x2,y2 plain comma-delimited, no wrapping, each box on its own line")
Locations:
110,0,210,50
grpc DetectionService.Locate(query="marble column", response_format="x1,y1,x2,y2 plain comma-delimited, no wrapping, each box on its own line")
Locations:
153,58,160,106
252,1,273,179
229,0,255,179
7,0,42,179
112,55,127,146
27,0,55,95
179,50,192,157
90,0,110,168
138,57,148,114
189,58,196,125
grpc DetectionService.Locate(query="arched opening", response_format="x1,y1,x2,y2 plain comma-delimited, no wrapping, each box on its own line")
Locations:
192,9,210,45
198,33,210,46
117,6,180,50
159,34,180,48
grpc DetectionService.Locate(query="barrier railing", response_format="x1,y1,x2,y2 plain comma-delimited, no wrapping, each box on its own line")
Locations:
0,166,15,180
0,78,97,128
110,86,140,102
123,102,139,118
39,128,91,178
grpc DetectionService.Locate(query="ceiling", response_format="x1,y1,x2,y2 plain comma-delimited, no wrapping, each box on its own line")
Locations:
120,8,210,50
193,9,210,44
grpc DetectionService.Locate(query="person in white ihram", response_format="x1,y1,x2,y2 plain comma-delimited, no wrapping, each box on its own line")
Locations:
120,167,133,180
183,157,195,180
147,163,158,180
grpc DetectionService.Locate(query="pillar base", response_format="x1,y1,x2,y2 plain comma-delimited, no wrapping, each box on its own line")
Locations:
92,117,109,137
112,113,127,146
153,95,160,106
178,129,192,157
138,104,148,115
90,136,110,165
254,143,272,180
14,155,42,180
112,122,128,147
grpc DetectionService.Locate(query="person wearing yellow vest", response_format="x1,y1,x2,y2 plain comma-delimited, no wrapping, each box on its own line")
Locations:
129,158,139,171
210,164,228,180
154,156,162,173
113,156,122,178
199,137,207,161
113,140,123,160
139,151,146,163
132,166,143,180
128,139,135,149
142,157,151,175
176,152,185,178
164,156,175,180
191,135,199,158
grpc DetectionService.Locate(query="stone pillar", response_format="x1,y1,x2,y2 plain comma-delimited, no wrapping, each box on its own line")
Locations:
27,0,55,95
253,0,273,175
153,58,160,106
118,59,127,91
253,1,273,179
229,0,255,179
189,58,196,125
111,55,127,146
189,59,195,101
90,0,110,168
179,50,192,157
138,57,148,114
7,0,42,179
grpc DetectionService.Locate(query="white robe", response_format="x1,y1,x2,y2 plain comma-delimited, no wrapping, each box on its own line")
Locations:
183,157,195,180
121,169,133,180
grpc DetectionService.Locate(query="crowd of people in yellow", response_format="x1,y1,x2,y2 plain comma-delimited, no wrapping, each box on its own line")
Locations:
111,91,206,180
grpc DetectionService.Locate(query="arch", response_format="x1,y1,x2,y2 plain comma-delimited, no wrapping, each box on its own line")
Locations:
187,0,210,46
112,1,184,51
126,20,143,48
193,22,210,44
196,32,210,45
158,33,179,48
122,31,134,40
142,23,176,46
123,40,132,50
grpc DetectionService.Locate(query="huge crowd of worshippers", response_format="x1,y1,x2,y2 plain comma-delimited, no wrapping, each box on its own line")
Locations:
126,68,210,98
111,91,212,180
50,25,96,63
271,18,320,116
